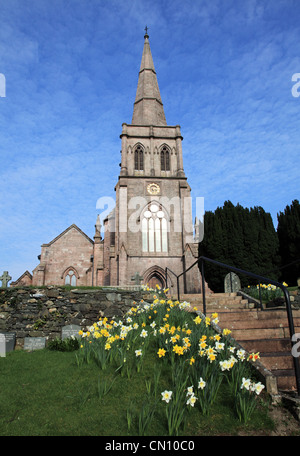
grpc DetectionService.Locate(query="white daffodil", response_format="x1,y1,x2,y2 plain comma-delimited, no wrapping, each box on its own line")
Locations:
198,377,206,389
186,395,197,407
241,377,251,390
186,386,194,396
161,390,173,403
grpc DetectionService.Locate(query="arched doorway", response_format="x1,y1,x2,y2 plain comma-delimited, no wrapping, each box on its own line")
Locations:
148,274,163,290
144,266,167,291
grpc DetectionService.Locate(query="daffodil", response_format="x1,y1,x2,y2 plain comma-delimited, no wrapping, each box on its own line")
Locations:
186,386,194,396
253,382,265,395
173,344,184,355
186,395,197,407
198,377,206,389
205,317,211,327
207,353,216,363
161,390,172,403
157,348,166,358
215,342,225,351
248,352,260,362
241,377,251,390
237,349,246,361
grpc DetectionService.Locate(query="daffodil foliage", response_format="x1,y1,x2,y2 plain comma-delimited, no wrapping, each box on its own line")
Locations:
77,287,265,433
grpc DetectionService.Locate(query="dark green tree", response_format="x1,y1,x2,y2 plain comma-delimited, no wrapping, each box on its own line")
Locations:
199,201,280,292
277,200,300,285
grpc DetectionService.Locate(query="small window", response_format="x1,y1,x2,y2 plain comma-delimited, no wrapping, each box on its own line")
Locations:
134,145,144,171
65,270,77,286
161,146,170,171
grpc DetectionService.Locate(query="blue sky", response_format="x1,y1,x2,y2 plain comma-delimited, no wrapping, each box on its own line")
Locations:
0,0,299,283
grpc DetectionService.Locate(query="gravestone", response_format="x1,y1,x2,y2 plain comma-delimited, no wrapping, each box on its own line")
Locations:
0,332,16,356
0,271,12,288
224,272,241,293
0,334,4,357
62,324,81,340
24,337,46,351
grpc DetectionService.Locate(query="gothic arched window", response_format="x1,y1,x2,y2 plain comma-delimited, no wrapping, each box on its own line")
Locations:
161,146,170,171
134,145,144,171
142,203,168,253
65,269,77,286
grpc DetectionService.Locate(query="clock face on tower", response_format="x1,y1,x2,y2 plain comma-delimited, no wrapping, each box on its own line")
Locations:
147,183,160,195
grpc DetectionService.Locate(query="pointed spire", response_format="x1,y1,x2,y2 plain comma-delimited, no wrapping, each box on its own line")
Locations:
132,30,167,126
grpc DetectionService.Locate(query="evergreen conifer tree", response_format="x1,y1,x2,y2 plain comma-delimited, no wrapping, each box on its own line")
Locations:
277,200,300,285
199,201,279,291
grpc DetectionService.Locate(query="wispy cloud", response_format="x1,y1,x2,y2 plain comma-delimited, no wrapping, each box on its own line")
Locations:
0,0,299,281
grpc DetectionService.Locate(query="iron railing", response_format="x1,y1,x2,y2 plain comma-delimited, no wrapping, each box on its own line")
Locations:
165,256,300,396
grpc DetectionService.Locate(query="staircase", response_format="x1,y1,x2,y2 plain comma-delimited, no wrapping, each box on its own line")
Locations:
181,292,300,393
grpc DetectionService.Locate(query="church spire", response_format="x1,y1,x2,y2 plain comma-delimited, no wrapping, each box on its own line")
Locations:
131,29,167,126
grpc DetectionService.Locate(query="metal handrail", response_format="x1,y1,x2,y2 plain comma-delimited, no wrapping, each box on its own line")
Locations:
165,255,300,396
165,267,180,301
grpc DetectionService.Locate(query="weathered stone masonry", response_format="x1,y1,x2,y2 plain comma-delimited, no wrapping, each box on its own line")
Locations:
0,287,148,348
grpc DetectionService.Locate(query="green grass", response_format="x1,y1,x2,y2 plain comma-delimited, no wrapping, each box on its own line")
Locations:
0,294,278,436
0,347,274,436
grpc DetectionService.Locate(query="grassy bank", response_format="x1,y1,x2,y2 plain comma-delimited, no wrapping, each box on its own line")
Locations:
0,347,274,436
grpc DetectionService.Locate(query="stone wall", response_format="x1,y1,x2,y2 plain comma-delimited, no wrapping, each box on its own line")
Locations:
0,286,148,348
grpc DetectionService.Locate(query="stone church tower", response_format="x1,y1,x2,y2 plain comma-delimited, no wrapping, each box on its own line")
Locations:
94,30,201,293
12,32,201,295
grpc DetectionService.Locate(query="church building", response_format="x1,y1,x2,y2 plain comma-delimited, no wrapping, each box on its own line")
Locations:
11,31,202,295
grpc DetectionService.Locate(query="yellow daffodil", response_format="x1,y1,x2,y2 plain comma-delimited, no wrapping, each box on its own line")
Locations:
208,353,216,363
157,348,166,358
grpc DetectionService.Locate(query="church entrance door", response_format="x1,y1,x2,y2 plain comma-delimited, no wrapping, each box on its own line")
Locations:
148,274,163,290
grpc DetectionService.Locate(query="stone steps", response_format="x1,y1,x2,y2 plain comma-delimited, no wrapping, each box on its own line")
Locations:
181,293,300,393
